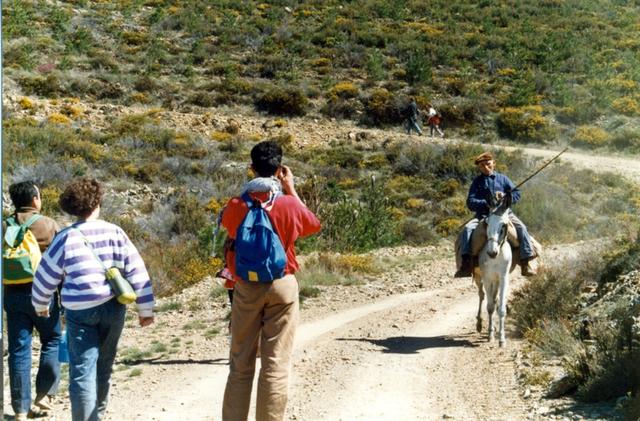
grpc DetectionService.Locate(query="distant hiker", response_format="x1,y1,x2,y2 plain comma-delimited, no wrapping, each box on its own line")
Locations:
455,152,537,278
31,177,155,421
404,97,423,136
221,141,321,421
427,104,444,138
3,181,61,421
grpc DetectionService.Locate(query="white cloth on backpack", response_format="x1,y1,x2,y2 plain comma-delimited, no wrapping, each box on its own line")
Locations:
240,177,282,195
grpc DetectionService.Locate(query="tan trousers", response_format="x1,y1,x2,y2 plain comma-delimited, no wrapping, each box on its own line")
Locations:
222,274,299,421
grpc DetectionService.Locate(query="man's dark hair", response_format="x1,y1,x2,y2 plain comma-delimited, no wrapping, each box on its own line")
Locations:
250,141,283,177
9,181,39,209
59,177,104,218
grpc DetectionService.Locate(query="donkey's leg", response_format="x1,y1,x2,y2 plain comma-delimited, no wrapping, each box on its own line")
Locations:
485,280,497,342
498,274,510,347
474,275,484,333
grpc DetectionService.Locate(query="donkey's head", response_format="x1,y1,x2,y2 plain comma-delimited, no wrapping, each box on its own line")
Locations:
485,196,511,258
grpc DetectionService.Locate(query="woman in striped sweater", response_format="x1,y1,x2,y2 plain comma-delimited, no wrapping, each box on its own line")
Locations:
32,178,155,421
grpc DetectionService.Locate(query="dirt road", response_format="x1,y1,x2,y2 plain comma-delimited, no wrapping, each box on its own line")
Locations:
101,276,526,420
4,245,534,421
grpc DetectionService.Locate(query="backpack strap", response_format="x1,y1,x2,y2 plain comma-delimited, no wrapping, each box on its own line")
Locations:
5,216,18,227
241,192,257,209
72,228,109,272
3,214,43,247
22,214,43,229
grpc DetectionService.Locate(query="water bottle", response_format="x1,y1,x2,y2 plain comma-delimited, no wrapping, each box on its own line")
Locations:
58,329,69,363
106,267,137,305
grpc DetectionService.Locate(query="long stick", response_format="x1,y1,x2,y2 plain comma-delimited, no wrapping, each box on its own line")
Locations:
511,147,568,191
457,147,569,229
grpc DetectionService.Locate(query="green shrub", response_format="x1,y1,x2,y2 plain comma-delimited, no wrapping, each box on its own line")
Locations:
599,235,640,285
626,393,640,421
172,191,210,237
322,97,360,119
3,2,36,38
496,106,553,143
360,88,404,126
404,50,432,85
510,263,591,335
567,296,640,403
143,240,222,297
399,217,439,245
4,42,35,70
611,129,640,152
255,86,307,116
317,178,401,252
19,74,64,97
187,92,216,107
365,49,386,81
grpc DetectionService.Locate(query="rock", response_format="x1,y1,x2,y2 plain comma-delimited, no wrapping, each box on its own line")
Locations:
224,118,240,134
356,131,371,142
523,388,531,399
546,374,578,398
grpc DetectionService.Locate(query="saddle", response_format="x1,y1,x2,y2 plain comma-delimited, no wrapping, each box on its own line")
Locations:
455,220,542,274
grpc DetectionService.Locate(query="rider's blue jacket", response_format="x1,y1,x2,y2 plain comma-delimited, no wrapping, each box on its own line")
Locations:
467,171,521,219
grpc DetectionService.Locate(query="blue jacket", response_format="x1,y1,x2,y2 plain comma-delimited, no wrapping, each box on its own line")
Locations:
466,171,521,219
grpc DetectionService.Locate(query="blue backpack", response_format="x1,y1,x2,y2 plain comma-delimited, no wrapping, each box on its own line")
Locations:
235,192,287,283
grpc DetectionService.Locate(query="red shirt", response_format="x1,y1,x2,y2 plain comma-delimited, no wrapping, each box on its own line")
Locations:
221,192,321,280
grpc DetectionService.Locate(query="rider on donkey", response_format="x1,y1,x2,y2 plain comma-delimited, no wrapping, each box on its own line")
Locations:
455,151,537,278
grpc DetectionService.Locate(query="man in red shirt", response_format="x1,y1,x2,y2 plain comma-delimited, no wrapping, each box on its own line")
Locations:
221,141,321,421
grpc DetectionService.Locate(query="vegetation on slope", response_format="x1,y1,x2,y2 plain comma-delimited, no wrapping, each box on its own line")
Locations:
511,234,640,419
4,0,640,151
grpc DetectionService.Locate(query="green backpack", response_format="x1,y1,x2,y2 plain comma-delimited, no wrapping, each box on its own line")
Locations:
3,214,43,285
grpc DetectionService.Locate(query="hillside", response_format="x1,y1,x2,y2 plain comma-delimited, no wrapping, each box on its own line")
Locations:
3,0,640,151
2,1,640,420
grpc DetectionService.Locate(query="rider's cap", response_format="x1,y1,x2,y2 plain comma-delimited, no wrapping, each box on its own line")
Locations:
474,152,494,164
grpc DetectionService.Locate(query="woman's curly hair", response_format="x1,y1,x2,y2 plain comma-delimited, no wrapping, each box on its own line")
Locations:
59,177,104,218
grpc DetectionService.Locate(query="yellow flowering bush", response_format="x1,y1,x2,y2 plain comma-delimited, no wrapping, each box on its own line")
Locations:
205,197,225,215
129,92,150,104
273,119,287,128
313,57,331,67
606,77,637,92
18,97,34,109
60,104,83,118
436,217,463,236
48,113,72,125
572,126,610,148
406,22,443,36
211,131,232,142
39,185,62,215
496,106,552,143
329,82,359,99
405,197,425,209
497,68,517,77
361,153,388,170
612,97,640,116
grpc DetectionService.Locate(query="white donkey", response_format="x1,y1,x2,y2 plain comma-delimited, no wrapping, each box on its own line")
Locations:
473,200,513,347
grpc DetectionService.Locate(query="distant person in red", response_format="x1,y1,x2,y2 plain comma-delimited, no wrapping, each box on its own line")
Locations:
221,140,321,421
427,104,445,138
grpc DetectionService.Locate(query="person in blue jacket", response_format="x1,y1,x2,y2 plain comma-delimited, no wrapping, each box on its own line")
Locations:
455,152,537,277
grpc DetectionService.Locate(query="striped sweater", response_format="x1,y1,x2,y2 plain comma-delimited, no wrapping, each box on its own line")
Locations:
32,219,155,316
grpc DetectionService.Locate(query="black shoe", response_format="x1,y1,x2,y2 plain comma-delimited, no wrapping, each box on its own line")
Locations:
520,258,537,277
455,255,473,278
